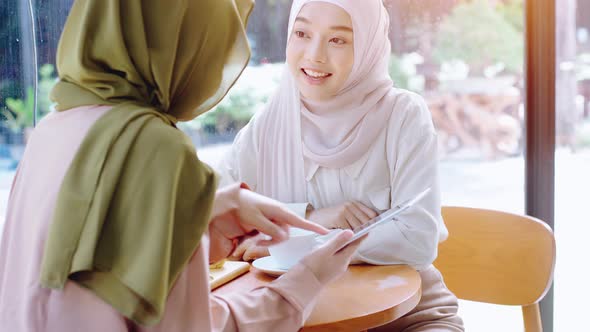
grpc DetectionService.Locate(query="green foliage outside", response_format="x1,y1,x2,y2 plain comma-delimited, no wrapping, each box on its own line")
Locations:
37,64,57,117
389,53,426,92
195,90,266,136
182,64,283,138
389,54,410,90
2,87,35,132
497,0,524,33
433,0,523,75
1,64,57,133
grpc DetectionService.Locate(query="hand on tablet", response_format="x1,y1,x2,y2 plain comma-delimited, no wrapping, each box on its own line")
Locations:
307,201,378,230
299,230,366,285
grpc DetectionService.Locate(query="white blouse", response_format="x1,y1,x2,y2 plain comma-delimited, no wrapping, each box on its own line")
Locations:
217,89,448,270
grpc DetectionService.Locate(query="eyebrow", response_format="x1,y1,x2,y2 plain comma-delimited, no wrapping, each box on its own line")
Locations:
295,16,353,33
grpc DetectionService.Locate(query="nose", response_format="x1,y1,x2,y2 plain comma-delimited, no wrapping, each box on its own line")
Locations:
305,38,327,64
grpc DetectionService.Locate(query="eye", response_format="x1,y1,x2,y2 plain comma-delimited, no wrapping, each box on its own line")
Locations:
294,30,307,38
330,37,346,45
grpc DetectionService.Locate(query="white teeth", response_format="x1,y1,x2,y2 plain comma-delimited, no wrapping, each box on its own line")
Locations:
304,69,329,78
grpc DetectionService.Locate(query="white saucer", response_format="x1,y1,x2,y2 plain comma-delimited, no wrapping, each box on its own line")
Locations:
251,256,290,277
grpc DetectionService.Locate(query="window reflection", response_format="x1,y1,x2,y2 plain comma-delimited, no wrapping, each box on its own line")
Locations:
0,0,72,221
554,1,590,331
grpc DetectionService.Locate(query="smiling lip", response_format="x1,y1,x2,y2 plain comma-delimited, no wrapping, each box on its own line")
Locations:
301,68,332,85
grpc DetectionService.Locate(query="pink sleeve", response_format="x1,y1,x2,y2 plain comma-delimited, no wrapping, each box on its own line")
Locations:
210,264,323,332
136,235,323,332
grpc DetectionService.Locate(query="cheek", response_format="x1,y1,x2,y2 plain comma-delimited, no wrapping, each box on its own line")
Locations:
336,49,354,79
342,50,354,74
286,43,302,74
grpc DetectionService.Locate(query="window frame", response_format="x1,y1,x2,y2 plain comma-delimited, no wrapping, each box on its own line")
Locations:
525,0,556,331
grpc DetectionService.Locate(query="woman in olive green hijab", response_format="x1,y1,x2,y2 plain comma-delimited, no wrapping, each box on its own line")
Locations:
0,0,363,330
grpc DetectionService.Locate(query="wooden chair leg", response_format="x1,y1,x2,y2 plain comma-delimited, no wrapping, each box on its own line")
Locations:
522,304,543,332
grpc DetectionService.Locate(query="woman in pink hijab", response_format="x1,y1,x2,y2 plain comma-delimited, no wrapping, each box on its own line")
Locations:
220,0,465,330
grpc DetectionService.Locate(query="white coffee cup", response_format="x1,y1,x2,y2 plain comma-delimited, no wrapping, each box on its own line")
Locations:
268,228,342,270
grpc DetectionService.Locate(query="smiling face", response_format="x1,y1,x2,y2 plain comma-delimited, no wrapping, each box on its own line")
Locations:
286,2,354,102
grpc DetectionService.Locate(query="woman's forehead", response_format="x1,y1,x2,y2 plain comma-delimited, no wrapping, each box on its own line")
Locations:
296,1,352,30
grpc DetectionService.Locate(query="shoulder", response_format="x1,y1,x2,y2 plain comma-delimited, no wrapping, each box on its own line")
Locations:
390,89,433,126
387,88,436,136
392,88,429,110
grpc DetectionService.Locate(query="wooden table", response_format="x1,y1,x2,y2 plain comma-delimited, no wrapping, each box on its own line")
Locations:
214,265,422,332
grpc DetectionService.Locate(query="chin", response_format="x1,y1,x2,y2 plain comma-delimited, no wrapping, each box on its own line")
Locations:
301,92,325,102
298,87,328,101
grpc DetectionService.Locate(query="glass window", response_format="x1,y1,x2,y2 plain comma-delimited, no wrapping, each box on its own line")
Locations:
554,0,590,331
0,0,72,230
1,0,36,226
8,1,585,330
389,1,525,330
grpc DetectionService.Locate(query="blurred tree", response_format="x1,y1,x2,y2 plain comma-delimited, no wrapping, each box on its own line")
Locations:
497,0,524,33
1,0,27,128
1,0,72,139
433,0,523,75
389,54,410,90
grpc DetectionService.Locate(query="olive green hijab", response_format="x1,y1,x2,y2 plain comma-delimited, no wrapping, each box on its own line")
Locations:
40,0,253,325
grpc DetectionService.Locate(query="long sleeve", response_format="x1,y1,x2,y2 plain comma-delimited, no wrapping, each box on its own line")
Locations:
137,235,323,332
353,92,446,270
210,263,323,332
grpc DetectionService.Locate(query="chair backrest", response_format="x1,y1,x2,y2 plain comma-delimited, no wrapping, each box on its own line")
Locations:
434,206,556,331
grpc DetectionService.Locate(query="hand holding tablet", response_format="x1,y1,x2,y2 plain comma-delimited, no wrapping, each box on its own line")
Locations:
339,188,432,249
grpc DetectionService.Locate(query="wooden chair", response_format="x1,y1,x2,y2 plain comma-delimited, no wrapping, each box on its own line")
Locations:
434,206,556,332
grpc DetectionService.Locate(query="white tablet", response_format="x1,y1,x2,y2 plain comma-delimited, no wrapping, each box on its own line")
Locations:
340,188,431,248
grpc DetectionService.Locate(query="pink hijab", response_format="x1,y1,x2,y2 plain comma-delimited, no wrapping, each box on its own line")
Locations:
255,0,398,202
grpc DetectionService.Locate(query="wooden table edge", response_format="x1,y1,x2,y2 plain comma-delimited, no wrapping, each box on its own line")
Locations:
214,264,423,332
300,279,422,332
